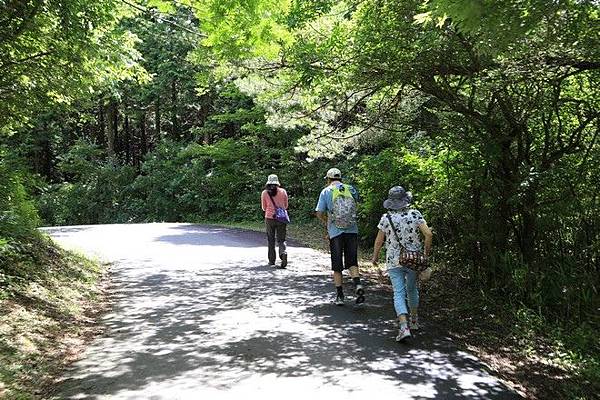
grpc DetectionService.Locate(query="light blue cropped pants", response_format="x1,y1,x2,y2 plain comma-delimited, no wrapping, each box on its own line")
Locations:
387,266,419,316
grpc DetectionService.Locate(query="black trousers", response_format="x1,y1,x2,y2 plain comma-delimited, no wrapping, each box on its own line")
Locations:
265,218,287,264
329,233,358,272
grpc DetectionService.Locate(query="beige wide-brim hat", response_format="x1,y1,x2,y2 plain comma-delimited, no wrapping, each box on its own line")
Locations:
266,174,280,185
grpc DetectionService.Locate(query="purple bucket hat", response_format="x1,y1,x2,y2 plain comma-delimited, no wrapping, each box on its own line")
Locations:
383,186,413,210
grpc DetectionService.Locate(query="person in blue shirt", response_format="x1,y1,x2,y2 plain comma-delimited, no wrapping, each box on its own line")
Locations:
315,168,365,305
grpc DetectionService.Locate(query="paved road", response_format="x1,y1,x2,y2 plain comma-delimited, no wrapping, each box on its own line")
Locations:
43,223,520,399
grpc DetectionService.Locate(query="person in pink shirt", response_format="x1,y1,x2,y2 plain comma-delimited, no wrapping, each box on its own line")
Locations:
261,174,289,268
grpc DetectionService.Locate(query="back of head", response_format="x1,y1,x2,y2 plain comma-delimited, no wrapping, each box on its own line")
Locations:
325,167,343,183
266,184,279,196
383,185,413,211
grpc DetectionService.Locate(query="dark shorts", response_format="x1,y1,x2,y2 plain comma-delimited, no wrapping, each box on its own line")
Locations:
329,233,358,272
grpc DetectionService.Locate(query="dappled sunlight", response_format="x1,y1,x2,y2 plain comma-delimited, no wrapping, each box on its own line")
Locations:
46,224,519,399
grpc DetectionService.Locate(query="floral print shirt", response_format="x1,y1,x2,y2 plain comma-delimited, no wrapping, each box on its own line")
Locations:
377,209,426,270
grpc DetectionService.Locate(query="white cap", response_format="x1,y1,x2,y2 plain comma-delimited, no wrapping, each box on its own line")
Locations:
324,168,342,180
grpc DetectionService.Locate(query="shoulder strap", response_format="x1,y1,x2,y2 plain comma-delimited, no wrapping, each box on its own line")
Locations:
332,183,352,199
386,213,406,250
267,190,278,208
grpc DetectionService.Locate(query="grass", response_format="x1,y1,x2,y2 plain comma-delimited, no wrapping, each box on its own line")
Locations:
422,267,600,399
0,233,108,399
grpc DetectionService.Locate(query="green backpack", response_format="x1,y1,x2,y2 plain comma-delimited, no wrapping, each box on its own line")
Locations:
330,183,357,228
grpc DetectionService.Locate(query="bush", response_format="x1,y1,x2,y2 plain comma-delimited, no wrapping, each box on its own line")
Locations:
38,141,137,225
354,147,444,243
0,150,40,240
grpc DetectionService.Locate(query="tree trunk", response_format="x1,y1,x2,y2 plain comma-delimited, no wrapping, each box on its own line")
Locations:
171,79,178,138
36,121,53,180
107,101,117,157
42,133,52,180
199,92,212,144
124,115,131,165
493,137,515,254
140,111,147,158
155,97,161,139
470,176,484,280
519,178,539,297
97,100,105,147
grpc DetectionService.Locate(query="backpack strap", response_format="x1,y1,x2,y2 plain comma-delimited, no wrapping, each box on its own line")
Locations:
332,183,352,198
386,212,406,251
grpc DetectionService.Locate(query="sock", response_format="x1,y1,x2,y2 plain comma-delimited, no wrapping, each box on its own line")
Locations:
336,286,344,298
352,277,361,286
399,321,408,329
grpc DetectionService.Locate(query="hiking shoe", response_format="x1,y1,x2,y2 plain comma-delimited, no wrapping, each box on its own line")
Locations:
355,284,365,304
334,295,345,306
409,317,420,330
268,263,276,267
280,254,287,268
396,326,411,342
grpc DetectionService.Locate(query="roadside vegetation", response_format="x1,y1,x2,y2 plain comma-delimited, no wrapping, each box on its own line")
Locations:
0,166,108,399
1,0,598,398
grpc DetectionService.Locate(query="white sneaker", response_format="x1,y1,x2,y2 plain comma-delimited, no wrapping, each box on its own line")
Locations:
396,326,411,342
334,295,345,306
409,317,420,330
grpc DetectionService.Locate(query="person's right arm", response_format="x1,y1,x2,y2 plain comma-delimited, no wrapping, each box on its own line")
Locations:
418,222,433,257
371,229,385,266
261,191,267,211
315,190,329,238
282,189,289,210
315,211,327,225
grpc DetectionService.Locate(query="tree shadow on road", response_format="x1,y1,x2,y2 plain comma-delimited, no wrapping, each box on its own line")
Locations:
52,235,521,399
153,223,306,248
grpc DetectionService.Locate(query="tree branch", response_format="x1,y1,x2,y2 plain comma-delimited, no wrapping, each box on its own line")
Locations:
0,51,53,72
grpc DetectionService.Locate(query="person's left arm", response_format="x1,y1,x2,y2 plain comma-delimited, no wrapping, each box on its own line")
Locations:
316,212,327,225
414,210,432,257
418,222,433,257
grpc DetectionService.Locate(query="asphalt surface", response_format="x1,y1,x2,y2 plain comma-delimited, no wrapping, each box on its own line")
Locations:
42,223,521,399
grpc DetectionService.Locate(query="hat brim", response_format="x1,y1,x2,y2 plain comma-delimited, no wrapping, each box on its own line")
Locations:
266,181,280,186
383,199,411,210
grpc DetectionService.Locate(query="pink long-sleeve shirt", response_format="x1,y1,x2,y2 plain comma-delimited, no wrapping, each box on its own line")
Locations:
261,188,289,219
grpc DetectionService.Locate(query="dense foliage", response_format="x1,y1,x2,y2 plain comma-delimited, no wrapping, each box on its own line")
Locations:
192,0,600,324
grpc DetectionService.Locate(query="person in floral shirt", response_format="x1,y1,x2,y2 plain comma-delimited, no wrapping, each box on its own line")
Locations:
371,186,433,342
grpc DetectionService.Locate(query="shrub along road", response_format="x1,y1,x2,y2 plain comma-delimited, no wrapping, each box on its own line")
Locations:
43,223,521,399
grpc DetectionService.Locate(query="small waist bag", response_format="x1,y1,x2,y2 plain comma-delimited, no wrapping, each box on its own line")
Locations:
268,193,290,223
386,213,428,272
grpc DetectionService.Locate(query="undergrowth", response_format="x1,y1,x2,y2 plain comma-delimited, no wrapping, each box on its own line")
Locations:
0,233,107,399
423,266,599,400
